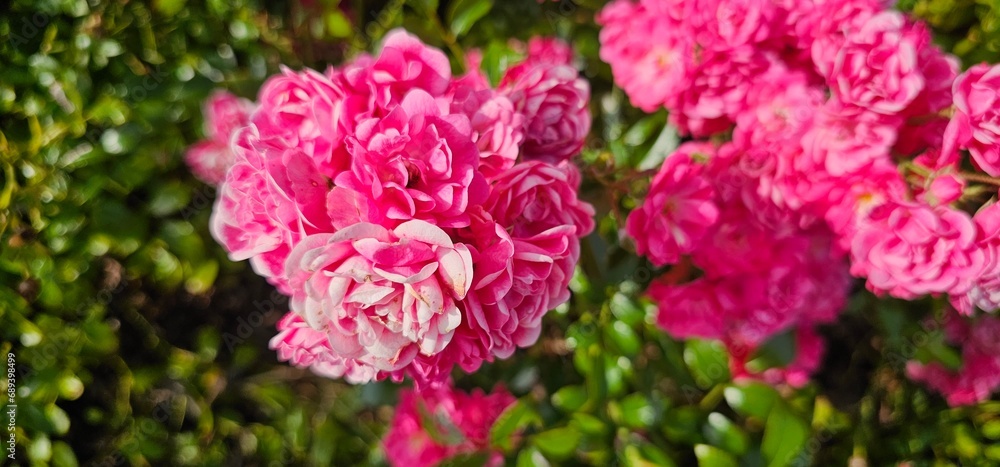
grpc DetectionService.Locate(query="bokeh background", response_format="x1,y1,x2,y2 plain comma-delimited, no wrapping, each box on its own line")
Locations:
3,0,1000,465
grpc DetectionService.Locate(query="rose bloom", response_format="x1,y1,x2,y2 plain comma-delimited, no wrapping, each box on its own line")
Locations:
185,90,254,185
501,64,591,164
952,203,1000,314
649,278,728,340
383,385,515,467
449,86,524,179
334,89,489,229
828,12,930,115
787,0,883,76
907,313,1000,406
944,63,1000,176
370,29,453,100
524,36,574,67
597,0,692,112
269,312,380,383
251,66,352,177
850,199,987,299
627,143,719,266
211,127,332,294
283,220,473,373
482,161,595,349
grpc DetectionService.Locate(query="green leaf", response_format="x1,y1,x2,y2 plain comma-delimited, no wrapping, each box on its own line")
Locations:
622,114,666,147
745,329,797,373
415,399,465,447
325,10,353,38
638,122,679,170
409,0,439,13
0,163,15,209
571,413,608,436
154,0,187,16
761,404,809,467
684,339,731,388
438,451,493,467
624,442,676,467
694,444,738,467
552,385,587,413
609,293,645,327
489,399,537,449
447,0,494,37
662,406,705,445
533,427,581,460
517,446,550,467
724,383,778,420
702,412,749,456
617,393,656,429
606,320,642,357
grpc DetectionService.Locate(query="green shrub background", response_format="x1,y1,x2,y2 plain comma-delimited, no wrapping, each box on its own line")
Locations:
2,0,1000,465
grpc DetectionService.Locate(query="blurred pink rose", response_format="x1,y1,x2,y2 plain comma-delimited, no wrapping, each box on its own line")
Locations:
944,63,1000,176
383,385,514,467
525,36,574,67
850,200,987,299
828,12,931,115
184,90,254,185
907,313,1000,406
952,203,1000,314
627,143,719,266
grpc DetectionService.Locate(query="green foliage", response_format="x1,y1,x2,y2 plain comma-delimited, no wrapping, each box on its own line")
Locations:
2,0,1000,465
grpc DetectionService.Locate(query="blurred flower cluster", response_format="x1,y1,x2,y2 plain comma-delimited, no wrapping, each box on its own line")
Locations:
604,0,1000,405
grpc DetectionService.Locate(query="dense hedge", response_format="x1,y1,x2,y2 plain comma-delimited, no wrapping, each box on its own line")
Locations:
2,0,1000,465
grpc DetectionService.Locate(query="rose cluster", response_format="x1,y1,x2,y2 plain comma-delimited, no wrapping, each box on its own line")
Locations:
189,31,594,388
605,0,1000,403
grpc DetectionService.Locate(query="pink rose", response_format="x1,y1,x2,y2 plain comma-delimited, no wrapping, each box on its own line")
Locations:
627,143,719,266
251,66,352,177
907,313,1000,406
284,220,473,372
788,0,883,76
501,64,591,164
524,36,574,67
944,63,1000,176
449,86,524,179
451,208,519,358
850,200,987,299
373,29,453,99
269,312,380,383
649,278,728,340
483,161,595,347
210,127,332,293
828,12,931,115
485,161,595,239
952,203,1000,314
597,0,693,112
335,90,489,229
185,90,254,185
383,385,514,467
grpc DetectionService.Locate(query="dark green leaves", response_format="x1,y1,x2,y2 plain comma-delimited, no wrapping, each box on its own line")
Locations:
447,0,494,37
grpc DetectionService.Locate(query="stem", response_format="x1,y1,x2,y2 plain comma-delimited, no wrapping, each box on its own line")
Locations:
960,172,1000,187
